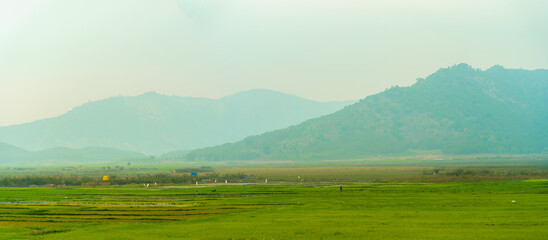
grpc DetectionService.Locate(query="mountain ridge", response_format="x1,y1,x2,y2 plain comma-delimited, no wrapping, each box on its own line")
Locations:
185,64,548,161
0,89,354,155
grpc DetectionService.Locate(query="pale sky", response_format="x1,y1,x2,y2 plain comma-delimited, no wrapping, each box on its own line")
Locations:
0,0,547,126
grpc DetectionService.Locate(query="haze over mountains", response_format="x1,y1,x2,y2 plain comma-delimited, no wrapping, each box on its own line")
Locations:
1,64,546,165
186,64,548,161
0,141,145,165
0,89,353,156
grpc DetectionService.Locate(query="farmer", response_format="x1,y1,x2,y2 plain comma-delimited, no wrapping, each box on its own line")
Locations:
340,185,343,192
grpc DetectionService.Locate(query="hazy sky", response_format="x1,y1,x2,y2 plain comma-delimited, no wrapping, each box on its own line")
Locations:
1,0,547,126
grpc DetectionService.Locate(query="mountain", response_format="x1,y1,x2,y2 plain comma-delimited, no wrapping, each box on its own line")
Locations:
0,142,32,164
0,89,353,154
186,64,548,161
32,147,146,163
0,142,145,165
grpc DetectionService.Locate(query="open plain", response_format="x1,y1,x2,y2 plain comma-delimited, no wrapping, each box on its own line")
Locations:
1,159,546,239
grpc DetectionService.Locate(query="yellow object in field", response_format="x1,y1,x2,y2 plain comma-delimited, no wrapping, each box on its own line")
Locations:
102,175,109,181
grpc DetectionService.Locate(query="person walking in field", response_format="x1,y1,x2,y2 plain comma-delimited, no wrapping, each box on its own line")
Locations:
340,185,342,192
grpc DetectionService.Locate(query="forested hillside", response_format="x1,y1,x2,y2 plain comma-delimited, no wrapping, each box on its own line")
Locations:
187,64,548,161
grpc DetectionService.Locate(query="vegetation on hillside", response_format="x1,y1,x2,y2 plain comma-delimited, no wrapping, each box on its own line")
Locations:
187,64,548,161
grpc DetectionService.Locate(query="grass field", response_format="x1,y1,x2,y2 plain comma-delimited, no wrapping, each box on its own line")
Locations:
0,179,547,239
0,158,546,239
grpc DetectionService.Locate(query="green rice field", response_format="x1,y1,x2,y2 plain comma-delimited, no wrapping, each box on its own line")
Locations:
0,179,547,239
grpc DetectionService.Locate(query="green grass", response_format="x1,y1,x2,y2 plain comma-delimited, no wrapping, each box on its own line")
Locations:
0,181,546,239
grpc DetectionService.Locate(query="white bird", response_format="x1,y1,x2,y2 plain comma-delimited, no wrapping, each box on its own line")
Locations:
512,200,516,203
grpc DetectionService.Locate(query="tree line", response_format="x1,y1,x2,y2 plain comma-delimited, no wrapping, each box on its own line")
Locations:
0,172,247,187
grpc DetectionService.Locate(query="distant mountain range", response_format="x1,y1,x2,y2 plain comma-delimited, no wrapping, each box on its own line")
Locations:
0,141,145,165
186,64,548,161
0,89,353,155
